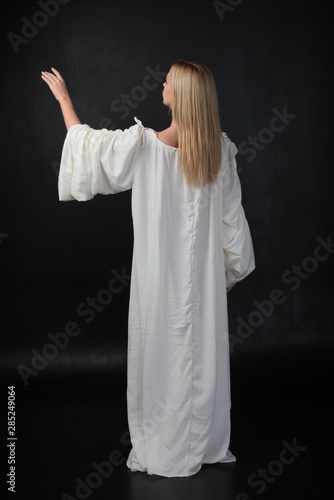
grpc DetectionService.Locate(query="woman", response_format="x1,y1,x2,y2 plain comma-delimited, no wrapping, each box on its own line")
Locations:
41,60,255,477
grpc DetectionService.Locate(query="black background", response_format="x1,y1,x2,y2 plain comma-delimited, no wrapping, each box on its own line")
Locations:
0,0,333,499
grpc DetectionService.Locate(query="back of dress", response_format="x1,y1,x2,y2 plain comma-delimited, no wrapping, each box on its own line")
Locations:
59,117,255,477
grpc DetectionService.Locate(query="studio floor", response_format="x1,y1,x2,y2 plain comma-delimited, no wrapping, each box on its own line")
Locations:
4,342,333,500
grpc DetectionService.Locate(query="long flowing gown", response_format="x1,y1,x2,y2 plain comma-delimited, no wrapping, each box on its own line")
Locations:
58,117,255,477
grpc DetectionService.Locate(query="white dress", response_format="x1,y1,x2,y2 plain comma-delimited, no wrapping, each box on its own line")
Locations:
59,117,255,477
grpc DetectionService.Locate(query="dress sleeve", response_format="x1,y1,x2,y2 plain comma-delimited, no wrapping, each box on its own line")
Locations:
221,133,255,287
58,117,144,201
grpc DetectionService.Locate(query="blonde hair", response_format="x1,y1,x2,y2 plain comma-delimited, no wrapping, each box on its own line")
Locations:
169,60,222,188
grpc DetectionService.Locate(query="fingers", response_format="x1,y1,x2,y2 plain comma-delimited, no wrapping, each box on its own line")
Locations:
41,71,53,79
41,71,57,79
51,67,63,80
41,71,55,81
41,72,52,84
41,69,69,102
41,72,57,87
41,68,63,83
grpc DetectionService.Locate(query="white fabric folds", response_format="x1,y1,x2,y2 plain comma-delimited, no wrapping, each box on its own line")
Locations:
59,117,255,477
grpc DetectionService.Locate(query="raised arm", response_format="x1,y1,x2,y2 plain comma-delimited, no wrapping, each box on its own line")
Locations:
41,68,81,131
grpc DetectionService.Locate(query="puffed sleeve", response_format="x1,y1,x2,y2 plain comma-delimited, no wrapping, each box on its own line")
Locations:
58,117,144,201
221,133,255,287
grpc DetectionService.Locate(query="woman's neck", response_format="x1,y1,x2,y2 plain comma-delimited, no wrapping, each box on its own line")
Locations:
163,120,178,147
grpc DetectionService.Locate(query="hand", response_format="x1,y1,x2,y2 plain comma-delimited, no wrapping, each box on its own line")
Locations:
41,68,70,102
226,284,235,293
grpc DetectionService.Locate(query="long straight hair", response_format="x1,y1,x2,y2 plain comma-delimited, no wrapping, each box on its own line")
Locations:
169,60,222,188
